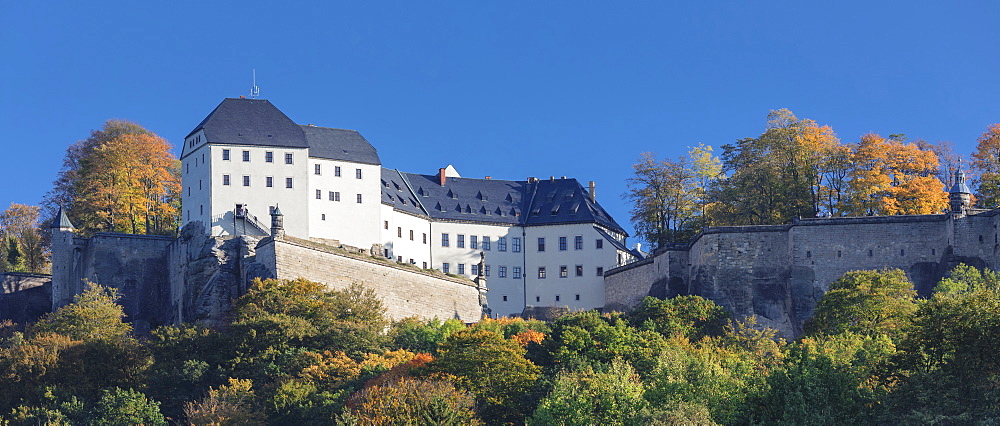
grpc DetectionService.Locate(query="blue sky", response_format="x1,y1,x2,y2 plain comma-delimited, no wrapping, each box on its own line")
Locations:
2,1,999,242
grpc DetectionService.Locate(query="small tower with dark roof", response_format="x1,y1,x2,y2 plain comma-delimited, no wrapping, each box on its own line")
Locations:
49,207,77,309
949,168,972,217
270,205,285,239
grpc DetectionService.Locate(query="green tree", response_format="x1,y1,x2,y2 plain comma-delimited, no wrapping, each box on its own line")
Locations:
33,282,132,342
625,152,699,247
972,123,1000,208
345,377,481,425
537,311,668,376
388,317,466,353
0,203,47,273
629,295,729,341
183,378,265,426
709,109,841,225
885,268,1000,421
89,388,165,426
530,358,649,426
804,269,918,341
423,328,541,424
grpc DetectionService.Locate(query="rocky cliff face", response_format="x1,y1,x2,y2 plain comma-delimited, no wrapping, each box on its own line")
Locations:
170,223,261,326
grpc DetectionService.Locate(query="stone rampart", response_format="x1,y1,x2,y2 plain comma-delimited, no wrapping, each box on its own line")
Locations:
607,212,999,338
0,273,51,324
254,236,484,322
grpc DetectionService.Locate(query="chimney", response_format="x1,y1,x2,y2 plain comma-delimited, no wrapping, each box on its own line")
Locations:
549,176,555,182
588,181,596,202
439,168,447,186
239,96,245,99
484,176,491,180
528,177,537,183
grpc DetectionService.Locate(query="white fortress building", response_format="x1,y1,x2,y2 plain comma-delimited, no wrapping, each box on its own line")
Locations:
180,98,640,316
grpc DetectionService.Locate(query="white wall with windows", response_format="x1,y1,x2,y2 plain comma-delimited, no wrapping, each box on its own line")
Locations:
381,207,433,267
192,143,310,237
307,158,381,248
180,130,213,233
521,223,624,312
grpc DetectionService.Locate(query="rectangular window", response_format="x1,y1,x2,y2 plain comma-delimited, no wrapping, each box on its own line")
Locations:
384,221,389,230
513,237,521,253
315,164,321,175
471,264,478,276
356,168,362,179
409,230,414,241
560,266,568,278
422,262,428,269
513,267,522,279
559,237,567,251
356,194,362,203
576,265,583,276
596,239,604,249
335,192,341,201
286,178,293,188
398,227,402,238
596,267,604,276
321,214,326,221
458,264,465,275
316,189,322,199
265,151,273,163
538,238,545,252
457,234,465,248
335,166,341,177
498,266,507,278
483,236,491,251
242,175,250,187
223,174,230,186
485,265,491,277
242,150,250,162
187,187,191,196
329,191,335,201
443,263,450,274
222,149,230,160
285,153,293,164
538,267,546,279
576,294,580,301
575,236,583,250
503,295,508,302
470,236,478,249
556,295,560,302
266,177,273,187
498,237,507,251
441,233,450,247
423,233,427,244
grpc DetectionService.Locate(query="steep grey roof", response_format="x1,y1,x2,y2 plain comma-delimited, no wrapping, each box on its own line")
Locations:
51,207,74,229
380,169,627,234
187,98,308,150
301,126,381,165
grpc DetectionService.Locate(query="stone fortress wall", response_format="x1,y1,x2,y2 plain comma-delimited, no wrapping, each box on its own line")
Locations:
606,210,1000,338
34,219,486,330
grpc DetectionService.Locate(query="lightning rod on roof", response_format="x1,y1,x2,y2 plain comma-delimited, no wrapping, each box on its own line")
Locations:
249,69,260,99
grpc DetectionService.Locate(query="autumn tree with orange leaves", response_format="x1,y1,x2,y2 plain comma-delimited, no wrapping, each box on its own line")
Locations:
44,120,180,235
843,133,947,216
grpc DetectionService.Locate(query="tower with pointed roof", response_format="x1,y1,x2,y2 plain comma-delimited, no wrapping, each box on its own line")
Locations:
49,207,78,309
949,168,972,217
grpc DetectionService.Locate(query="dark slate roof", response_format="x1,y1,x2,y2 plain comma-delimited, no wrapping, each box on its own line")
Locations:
380,169,627,234
186,98,308,153
301,126,381,165
51,207,74,229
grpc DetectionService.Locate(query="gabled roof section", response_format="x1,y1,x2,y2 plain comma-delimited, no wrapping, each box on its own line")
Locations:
187,98,308,149
379,170,627,234
301,126,381,165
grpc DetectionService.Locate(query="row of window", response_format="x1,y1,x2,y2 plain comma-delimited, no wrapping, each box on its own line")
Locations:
313,164,362,179
497,294,583,303
438,264,604,278
315,190,363,203
222,149,295,165
438,234,604,252
222,174,296,189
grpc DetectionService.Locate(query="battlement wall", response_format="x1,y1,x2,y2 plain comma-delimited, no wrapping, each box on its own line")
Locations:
255,236,484,322
607,213,999,338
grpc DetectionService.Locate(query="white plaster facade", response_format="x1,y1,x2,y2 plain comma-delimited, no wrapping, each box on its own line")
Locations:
181,98,640,317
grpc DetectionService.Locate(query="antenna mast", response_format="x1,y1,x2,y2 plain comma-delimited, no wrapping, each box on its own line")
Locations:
249,69,260,99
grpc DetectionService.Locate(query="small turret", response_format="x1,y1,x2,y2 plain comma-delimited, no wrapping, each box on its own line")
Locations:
50,207,76,310
270,205,285,239
949,168,972,217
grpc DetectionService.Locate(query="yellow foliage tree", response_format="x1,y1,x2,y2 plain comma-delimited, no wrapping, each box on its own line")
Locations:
971,123,1000,208
844,134,947,216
